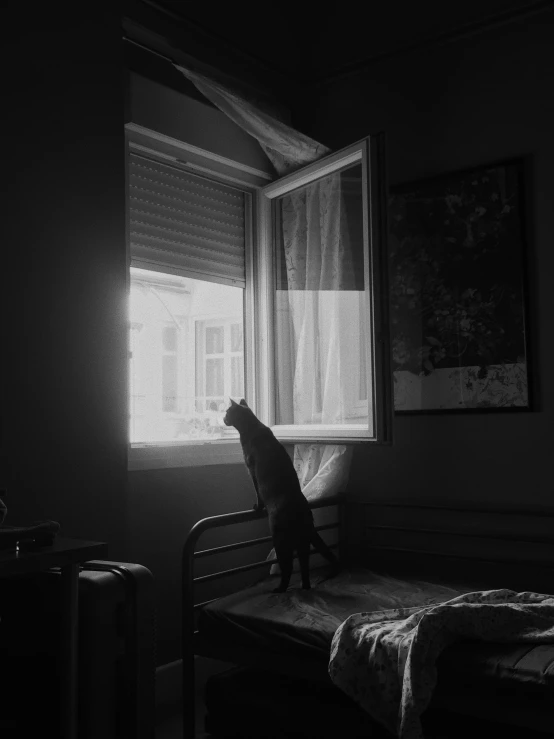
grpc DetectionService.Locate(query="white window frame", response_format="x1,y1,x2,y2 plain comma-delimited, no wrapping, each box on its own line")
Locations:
126,124,267,469
194,318,245,411
126,125,392,469
256,136,392,445
161,323,179,413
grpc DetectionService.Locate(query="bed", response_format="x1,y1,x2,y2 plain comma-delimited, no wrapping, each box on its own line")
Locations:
181,495,554,739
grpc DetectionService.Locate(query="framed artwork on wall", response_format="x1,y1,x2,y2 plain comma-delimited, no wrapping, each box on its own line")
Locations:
388,158,532,413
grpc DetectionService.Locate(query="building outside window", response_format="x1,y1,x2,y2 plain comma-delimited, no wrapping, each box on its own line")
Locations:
129,269,244,442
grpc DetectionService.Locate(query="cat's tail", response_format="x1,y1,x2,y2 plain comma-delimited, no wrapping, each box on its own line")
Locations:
310,529,339,566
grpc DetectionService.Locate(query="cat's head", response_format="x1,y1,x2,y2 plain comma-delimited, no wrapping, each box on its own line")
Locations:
223,398,250,427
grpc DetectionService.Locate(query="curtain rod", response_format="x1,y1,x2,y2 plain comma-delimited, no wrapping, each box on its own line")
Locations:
122,35,285,100
123,36,175,65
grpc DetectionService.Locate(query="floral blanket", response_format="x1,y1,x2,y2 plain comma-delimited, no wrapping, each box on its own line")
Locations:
328,589,554,739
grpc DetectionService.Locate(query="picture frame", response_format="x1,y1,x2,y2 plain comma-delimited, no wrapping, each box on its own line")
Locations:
388,157,532,414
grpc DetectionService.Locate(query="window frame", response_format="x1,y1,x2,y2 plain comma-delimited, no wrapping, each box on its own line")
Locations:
126,123,266,469
256,135,392,445
126,125,392,470
195,317,245,412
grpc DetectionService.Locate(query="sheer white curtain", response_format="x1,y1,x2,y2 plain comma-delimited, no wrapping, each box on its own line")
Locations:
277,176,357,501
175,65,353,501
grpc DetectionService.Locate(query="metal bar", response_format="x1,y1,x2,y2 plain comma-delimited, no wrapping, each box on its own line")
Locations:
314,522,339,532
182,506,268,739
185,494,341,568
354,498,554,517
194,558,273,583
364,544,554,569
194,521,338,559
181,495,344,739
194,542,339,585
365,524,553,545
195,533,273,558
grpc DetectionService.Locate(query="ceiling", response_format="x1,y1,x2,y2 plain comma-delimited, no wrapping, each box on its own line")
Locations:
138,0,546,84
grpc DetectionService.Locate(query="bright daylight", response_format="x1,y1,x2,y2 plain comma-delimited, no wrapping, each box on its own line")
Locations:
129,268,244,443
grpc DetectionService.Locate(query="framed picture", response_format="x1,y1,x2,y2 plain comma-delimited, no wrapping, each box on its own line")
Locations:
388,158,531,413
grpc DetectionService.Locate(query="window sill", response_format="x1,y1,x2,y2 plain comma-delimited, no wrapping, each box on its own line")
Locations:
271,424,376,444
128,426,383,470
128,439,244,470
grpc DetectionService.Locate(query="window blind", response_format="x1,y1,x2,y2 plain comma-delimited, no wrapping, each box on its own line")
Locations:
128,153,246,287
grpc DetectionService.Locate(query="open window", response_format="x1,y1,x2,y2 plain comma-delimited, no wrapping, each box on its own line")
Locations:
256,135,392,444
126,127,391,468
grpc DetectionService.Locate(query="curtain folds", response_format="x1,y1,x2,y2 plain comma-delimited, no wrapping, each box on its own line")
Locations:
175,66,330,176
175,64,353,503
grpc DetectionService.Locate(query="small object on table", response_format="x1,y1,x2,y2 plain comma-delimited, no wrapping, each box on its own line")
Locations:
0,520,61,551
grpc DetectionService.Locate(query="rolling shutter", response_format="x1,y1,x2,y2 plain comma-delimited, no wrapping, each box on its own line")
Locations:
128,152,246,287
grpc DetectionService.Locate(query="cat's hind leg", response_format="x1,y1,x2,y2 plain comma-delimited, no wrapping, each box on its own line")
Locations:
297,539,311,590
272,541,293,593
310,529,339,567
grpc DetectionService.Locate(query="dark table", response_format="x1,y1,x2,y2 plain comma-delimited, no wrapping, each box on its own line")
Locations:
0,537,108,739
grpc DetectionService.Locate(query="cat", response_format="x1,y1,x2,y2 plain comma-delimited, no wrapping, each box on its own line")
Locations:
223,398,339,592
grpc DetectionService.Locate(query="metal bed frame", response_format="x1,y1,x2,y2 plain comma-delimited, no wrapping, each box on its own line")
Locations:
180,496,554,738
181,495,344,739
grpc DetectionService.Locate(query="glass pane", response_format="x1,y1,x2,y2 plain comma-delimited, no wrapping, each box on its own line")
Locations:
231,355,244,397
162,354,178,412
206,326,224,354
273,163,372,429
231,323,243,352
129,267,244,442
206,398,224,411
206,358,224,396
162,325,177,352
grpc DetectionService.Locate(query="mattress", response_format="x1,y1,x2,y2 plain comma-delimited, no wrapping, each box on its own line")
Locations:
198,566,554,731
197,566,470,660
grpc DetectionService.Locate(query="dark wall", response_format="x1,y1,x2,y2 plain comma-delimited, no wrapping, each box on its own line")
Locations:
304,11,554,514
127,464,256,665
125,69,275,666
2,7,275,669
2,10,128,558
127,71,274,172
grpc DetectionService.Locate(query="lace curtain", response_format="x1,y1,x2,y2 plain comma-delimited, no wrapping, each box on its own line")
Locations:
175,65,353,501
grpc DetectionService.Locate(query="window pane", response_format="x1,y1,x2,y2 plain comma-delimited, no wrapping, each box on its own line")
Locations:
231,323,243,352
273,163,372,429
129,267,244,442
162,354,178,412
231,355,244,397
162,325,177,352
206,326,224,354
206,358,224,396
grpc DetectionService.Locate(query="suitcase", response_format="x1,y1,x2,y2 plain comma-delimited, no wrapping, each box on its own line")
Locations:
0,559,156,739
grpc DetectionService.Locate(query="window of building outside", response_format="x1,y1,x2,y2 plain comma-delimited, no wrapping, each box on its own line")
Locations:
129,268,244,443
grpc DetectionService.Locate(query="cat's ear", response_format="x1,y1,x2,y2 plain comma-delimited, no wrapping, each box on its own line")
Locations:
229,398,238,406
239,399,248,407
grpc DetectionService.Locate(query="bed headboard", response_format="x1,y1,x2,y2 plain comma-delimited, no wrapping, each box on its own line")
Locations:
344,496,554,594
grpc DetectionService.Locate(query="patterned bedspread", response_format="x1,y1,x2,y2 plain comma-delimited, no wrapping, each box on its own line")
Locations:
328,589,554,739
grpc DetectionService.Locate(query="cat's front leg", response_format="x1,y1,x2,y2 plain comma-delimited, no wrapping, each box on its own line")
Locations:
250,473,265,512
253,493,265,512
